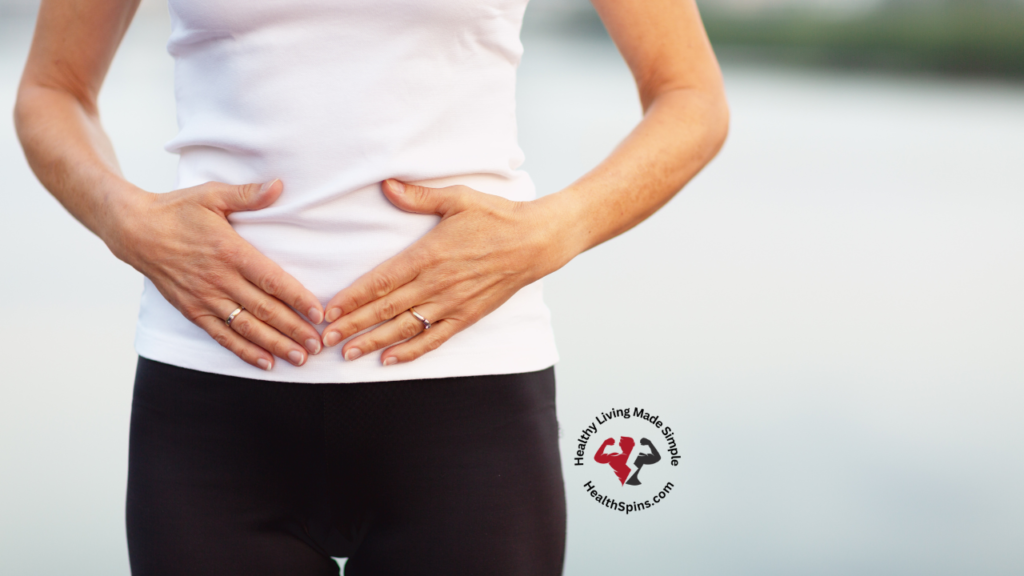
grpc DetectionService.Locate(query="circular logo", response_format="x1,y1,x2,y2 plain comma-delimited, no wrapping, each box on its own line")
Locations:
570,407,679,514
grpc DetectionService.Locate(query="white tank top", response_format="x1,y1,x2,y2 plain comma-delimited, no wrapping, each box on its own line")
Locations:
134,0,559,383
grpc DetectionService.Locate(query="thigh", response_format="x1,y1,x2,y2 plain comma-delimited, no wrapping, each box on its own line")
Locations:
330,368,566,576
126,358,339,576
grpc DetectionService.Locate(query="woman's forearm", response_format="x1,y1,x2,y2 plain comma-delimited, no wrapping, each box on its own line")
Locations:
538,84,730,266
527,0,730,269
15,83,146,259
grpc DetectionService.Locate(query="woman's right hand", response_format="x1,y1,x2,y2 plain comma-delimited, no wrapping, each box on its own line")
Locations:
111,179,324,371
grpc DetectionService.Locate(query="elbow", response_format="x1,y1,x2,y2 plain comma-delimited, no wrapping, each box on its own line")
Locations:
14,75,99,146
12,81,49,150
12,85,31,146
12,83,46,185
645,80,730,165
693,67,730,160
679,84,729,167
707,90,730,160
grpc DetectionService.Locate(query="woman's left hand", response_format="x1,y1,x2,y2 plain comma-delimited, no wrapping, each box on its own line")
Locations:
320,179,575,365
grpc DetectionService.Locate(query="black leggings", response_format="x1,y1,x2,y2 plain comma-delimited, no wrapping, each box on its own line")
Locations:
126,358,565,576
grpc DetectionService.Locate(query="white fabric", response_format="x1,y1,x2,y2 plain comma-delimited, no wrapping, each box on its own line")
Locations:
134,0,559,383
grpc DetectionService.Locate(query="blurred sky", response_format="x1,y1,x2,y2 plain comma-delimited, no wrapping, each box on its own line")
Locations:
2,2,1023,576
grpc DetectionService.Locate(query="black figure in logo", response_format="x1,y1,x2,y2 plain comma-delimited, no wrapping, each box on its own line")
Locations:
625,438,661,486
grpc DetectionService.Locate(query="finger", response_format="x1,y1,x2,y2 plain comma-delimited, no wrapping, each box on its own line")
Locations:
236,243,324,325
195,179,323,324
223,305,309,367
381,179,469,217
322,284,424,348
340,303,440,361
231,281,323,356
379,318,460,365
323,255,421,324
196,314,275,371
203,179,284,217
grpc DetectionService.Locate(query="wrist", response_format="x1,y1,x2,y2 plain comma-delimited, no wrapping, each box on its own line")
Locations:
522,191,591,277
97,181,156,266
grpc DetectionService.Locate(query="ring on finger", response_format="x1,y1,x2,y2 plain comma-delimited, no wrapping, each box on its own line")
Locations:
225,305,246,327
409,307,431,330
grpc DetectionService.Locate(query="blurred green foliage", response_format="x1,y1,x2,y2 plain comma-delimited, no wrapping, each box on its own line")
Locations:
700,0,1024,76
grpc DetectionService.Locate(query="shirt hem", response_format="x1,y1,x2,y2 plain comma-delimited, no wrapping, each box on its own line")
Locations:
135,325,559,384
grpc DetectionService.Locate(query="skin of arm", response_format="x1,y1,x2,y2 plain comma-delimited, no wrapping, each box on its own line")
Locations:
321,0,730,364
14,0,326,371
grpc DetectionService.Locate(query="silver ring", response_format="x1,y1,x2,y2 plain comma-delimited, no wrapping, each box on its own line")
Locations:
225,305,245,327
409,307,431,330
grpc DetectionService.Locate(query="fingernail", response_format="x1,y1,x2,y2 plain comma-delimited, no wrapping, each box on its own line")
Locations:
305,338,322,355
259,179,277,194
257,358,272,371
383,357,398,366
323,331,340,347
325,308,341,323
344,348,363,361
288,350,305,365
388,179,405,194
308,307,324,324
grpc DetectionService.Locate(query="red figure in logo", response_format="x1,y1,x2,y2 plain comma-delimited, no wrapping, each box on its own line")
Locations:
594,436,635,485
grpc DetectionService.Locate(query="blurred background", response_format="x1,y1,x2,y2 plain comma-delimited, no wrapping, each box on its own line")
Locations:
1,0,1022,575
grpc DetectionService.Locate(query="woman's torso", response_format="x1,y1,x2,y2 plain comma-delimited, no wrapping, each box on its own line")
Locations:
135,0,558,383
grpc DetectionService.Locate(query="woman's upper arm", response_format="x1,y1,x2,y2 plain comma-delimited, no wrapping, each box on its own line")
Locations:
589,0,725,110
19,0,143,111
